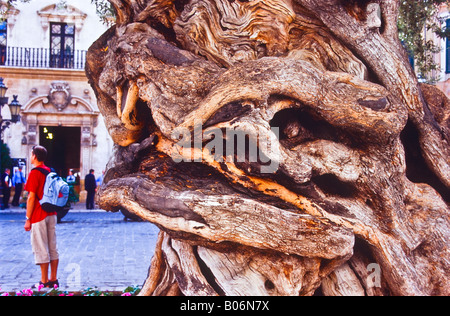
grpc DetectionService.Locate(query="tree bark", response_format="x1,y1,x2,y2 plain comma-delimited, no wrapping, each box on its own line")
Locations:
86,0,450,296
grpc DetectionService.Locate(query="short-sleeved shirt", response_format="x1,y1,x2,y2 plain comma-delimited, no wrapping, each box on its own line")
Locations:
24,164,56,224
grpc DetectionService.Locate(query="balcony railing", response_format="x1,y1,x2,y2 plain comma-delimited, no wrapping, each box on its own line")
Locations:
0,46,87,70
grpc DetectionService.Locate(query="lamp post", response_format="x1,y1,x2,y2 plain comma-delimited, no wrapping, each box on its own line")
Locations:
0,77,8,105
9,95,22,123
0,77,22,183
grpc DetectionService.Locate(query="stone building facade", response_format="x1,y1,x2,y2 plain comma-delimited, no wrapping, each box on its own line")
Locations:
0,0,112,188
435,5,450,96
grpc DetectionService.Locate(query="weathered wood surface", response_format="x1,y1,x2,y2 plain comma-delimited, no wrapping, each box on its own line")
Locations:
87,0,450,296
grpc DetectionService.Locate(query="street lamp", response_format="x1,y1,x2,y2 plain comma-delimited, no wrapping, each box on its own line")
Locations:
9,95,21,123
0,77,8,104
0,77,22,124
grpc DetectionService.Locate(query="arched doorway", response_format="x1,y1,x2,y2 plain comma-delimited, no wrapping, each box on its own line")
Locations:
21,81,99,180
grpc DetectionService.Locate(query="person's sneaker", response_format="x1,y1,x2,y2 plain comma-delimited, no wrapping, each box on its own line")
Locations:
31,281,50,290
47,279,59,289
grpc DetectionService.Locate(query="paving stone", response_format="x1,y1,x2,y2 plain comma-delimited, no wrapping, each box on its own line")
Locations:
0,206,159,292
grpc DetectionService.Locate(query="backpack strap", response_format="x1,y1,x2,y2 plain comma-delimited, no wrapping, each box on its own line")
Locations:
33,167,50,177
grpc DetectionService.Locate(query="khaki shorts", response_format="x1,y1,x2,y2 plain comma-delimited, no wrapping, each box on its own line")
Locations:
30,215,59,265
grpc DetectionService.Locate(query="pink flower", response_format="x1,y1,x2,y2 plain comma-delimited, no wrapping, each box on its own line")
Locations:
1,292,9,296
16,291,23,296
38,284,44,291
53,283,59,289
121,292,132,296
59,293,65,296
22,288,33,296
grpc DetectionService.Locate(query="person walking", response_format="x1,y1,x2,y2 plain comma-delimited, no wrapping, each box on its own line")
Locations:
1,168,12,210
24,145,59,289
66,169,76,184
12,166,26,207
96,170,105,187
85,169,97,210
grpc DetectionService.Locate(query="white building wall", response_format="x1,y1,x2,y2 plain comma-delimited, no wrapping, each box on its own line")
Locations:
8,0,107,51
0,0,113,188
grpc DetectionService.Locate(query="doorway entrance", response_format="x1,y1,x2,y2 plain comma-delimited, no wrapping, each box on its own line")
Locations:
39,126,81,177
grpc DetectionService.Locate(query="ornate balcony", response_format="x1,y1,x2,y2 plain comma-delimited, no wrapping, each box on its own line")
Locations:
0,46,87,70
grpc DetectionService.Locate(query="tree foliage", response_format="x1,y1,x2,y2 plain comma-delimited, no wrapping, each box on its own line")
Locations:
90,0,115,26
398,0,450,82
1,143,13,170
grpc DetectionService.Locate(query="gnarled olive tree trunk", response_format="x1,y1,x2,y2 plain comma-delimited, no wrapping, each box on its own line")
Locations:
86,0,449,296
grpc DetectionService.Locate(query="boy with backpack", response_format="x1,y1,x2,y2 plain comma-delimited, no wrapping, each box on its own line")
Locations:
24,145,60,289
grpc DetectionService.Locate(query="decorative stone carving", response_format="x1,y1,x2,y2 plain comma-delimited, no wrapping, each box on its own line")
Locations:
46,81,72,111
27,124,37,145
81,126,91,145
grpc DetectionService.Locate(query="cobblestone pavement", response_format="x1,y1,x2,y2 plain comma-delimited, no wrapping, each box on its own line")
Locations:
0,205,159,292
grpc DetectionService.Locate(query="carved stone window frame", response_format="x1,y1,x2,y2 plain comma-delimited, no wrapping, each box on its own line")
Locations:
37,1,87,43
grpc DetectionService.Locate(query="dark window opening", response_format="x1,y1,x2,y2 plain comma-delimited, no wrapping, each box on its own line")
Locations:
0,20,7,65
50,22,75,69
446,19,450,74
